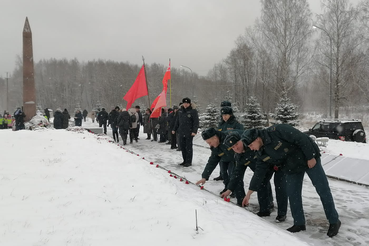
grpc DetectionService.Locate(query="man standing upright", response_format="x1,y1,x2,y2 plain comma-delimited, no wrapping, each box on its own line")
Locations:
97,108,109,134
172,97,199,167
135,106,143,138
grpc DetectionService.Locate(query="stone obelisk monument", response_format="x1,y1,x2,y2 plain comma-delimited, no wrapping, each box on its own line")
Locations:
23,17,36,121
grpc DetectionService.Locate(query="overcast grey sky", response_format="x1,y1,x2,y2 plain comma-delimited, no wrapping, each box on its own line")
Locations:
0,0,362,78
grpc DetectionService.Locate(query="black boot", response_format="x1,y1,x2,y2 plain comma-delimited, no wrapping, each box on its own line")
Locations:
257,211,271,217
287,225,306,233
327,220,341,237
213,176,224,181
275,215,286,223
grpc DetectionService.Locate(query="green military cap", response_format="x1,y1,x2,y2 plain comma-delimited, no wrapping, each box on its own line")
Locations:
201,128,217,140
242,129,259,145
221,106,233,115
224,131,241,148
220,101,232,107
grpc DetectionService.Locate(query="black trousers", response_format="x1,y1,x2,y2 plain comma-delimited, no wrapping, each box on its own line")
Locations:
180,135,194,164
171,132,177,149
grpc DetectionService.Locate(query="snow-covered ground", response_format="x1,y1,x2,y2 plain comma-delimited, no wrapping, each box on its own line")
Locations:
0,118,368,246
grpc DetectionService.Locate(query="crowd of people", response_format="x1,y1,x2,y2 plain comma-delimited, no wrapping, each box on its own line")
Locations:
192,100,341,238
4,97,341,238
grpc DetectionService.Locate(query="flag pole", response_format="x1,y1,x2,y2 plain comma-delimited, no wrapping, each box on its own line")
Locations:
169,58,172,108
142,56,151,108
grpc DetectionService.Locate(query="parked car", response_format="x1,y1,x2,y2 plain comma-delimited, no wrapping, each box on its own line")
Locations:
303,120,366,143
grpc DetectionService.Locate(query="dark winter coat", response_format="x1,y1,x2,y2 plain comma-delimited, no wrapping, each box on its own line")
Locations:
44,108,50,120
218,115,244,132
158,112,168,134
74,112,83,126
53,110,63,129
167,111,176,131
173,105,199,137
201,131,236,180
143,113,152,134
108,110,119,128
97,109,109,124
248,124,321,191
227,146,257,192
83,110,88,118
62,110,70,129
151,117,159,131
137,110,143,125
117,111,131,130
14,109,26,130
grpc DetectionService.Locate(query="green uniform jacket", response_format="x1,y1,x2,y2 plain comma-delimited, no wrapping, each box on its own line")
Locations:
217,116,244,132
248,124,321,191
227,145,256,192
201,131,235,180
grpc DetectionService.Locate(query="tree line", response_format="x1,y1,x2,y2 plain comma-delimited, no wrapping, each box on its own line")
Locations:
1,0,369,121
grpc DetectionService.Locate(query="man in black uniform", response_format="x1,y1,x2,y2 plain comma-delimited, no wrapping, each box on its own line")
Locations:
97,108,109,134
172,97,199,167
221,131,286,220
241,125,341,237
195,128,243,204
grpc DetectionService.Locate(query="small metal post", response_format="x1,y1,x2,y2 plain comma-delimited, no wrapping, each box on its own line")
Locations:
195,209,198,232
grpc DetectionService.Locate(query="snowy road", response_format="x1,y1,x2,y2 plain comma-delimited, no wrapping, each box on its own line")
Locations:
120,131,369,246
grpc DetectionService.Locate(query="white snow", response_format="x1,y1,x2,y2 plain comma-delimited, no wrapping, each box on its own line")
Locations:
0,119,368,245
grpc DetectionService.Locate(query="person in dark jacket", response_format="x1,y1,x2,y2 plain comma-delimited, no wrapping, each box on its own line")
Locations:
97,108,109,134
62,109,70,129
108,106,120,142
53,109,63,129
158,108,168,143
117,110,131,145
150,109,159,142
143,108,152,140
195,128,244,205
168,106,179,149
221,131,287,221
14,108,26,131
166,108,173,144
74,110,83,126
172,97,199,167
135,106,143,138
44,108,50,121
82,109,88,122
214,106,245,181
242,125,341,237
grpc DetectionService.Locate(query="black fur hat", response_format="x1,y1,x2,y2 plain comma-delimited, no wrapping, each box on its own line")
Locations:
242,129,259,145
201,128,217,140
224,131,241,148
182,97,191,104
221,106,233,115
220,101,232,107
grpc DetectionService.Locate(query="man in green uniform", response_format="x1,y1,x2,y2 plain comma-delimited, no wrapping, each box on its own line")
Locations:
241,125,341,237
195,128,244,206
221,131,287,221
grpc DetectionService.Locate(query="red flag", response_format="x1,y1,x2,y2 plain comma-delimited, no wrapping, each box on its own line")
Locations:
150,90,167,118
162,61,171,92
123,65,148,110
150,61,171,117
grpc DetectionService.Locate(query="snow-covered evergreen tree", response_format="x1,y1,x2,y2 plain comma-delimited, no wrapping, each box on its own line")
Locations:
199,104,219,129
274,92,299,126
243,96,265,129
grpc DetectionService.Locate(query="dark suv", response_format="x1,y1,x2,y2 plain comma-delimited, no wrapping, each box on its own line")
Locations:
304,120,366,143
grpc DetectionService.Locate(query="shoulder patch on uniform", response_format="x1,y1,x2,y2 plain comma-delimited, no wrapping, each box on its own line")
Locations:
274,141,282,150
